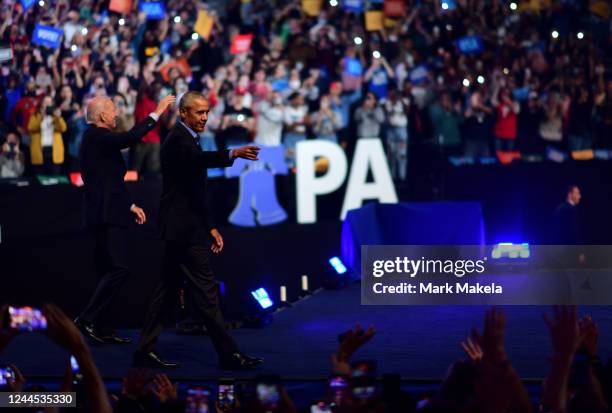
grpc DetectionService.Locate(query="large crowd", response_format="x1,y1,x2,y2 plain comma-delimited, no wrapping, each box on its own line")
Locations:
0,0,611,181
1,304,610,413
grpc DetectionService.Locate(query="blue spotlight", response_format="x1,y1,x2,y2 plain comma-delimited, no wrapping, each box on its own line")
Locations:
329,256,347,274
251,288,274,309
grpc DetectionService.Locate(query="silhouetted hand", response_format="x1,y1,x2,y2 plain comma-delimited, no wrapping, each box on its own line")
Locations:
231,146,260,161
337,323,376,363
461,334,483,363
0,304,18,353
473,308,507,363
151,374,178,403
122,368,151,401
41,303,88,356
543,305,583,358
579,314,598,357
5,364,25,392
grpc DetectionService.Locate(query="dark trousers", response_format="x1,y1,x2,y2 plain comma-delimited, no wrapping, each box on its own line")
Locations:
79,226,130,328
137,242,238,358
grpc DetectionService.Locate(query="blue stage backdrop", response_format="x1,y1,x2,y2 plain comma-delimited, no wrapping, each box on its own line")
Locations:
341,202,485,275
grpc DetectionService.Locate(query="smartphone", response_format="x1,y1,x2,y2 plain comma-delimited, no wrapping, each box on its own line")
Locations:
255,376,280,411
351,360,376,400
310,400,332,413
70,356,83,385
351,360,376,379
217,379,235,410
185,387,210,413
0,366,15,388
7,307,47,331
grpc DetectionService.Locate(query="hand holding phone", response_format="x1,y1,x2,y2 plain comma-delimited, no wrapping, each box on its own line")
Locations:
185,386,210,413
6,306,47,331
217,379,236,411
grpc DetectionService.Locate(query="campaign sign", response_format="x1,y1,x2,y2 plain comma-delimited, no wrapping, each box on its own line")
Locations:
343,0,364,13
409,64,429,84
344,58,363,76
456,35,483,54
138,2,166,20
230,34,253,55
21,0,36,10
31,25,64,49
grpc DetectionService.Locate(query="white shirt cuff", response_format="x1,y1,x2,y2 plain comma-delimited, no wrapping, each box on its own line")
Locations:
148,112,159,122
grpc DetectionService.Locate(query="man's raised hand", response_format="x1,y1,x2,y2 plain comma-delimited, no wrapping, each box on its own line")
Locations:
154,95,176,117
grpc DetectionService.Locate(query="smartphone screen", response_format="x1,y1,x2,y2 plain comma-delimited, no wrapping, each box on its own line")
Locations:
70,356,83,384
256,383,280,409
0,367,15,387
185,387,210,413
8,307,47,331
217,381,235,410
328,375,350,404
310,401,332,413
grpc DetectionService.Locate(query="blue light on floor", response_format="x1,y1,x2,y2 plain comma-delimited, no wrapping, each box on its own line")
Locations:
251,288,274,309
329,256,347,274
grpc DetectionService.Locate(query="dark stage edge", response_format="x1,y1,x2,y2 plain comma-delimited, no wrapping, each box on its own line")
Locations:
2,283,611,381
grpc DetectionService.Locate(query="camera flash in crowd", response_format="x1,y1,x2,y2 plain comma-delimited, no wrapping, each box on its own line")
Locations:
81,27,88,36
441,2,449,10
445,24,452,31
354,36,363,46
462,78,470,87
577,32,584,40
118,18,125,26
191,32,199,40
477,75,485,84
503,67,510,75
329,0,339,6
38,0,44,6
510,2,517,10
237,114,245,122
173,15,181,24
70,44,78,52
551,30,559,39
372,50,381,59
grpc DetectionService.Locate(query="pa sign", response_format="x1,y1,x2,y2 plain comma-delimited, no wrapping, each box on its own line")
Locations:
296,139,398,223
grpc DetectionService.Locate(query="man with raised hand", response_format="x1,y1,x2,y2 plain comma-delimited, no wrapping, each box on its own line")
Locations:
76,94,175,344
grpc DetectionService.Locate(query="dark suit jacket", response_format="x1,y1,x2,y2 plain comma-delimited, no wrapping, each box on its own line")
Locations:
159,122,234,244
80,116,157,228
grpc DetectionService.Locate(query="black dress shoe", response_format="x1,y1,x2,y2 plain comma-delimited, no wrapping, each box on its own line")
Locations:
219,352,264,370
74,318,106,344
133,351,179,368
102,332,132,344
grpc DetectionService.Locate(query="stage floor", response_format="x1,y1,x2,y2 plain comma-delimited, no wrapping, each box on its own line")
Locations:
2,283,611,381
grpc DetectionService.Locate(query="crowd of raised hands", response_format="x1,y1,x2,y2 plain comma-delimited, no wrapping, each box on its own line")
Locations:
0,304,609,413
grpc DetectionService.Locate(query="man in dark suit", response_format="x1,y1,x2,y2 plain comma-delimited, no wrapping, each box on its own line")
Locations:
134,91,262,369
76,94,175,344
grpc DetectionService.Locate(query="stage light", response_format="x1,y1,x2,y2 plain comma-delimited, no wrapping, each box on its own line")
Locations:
441,2,449,10
330,0,338,6
174,15,181,23
491,242,530,259
191,32,199,40
329,256,347,274
462,78,470,87
551,30,559,39
81,27,88,36
354,36,363,46
509,2,517,10
372,50,381,59
118,18,125,26
577,32,584,40
251,288,274,309
477,75,485,84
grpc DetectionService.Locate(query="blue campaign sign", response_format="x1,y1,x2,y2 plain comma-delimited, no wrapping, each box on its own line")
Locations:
21,0,36,10
409,64,429,84
343,0,364,13
456,35,483,54
138,2,166,20
31,25,64,49
344,58,363,76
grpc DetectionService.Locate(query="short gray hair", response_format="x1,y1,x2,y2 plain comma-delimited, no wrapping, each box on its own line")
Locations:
179,91,207,112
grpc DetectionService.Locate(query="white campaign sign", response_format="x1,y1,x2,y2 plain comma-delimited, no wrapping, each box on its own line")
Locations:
296,138,398,223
